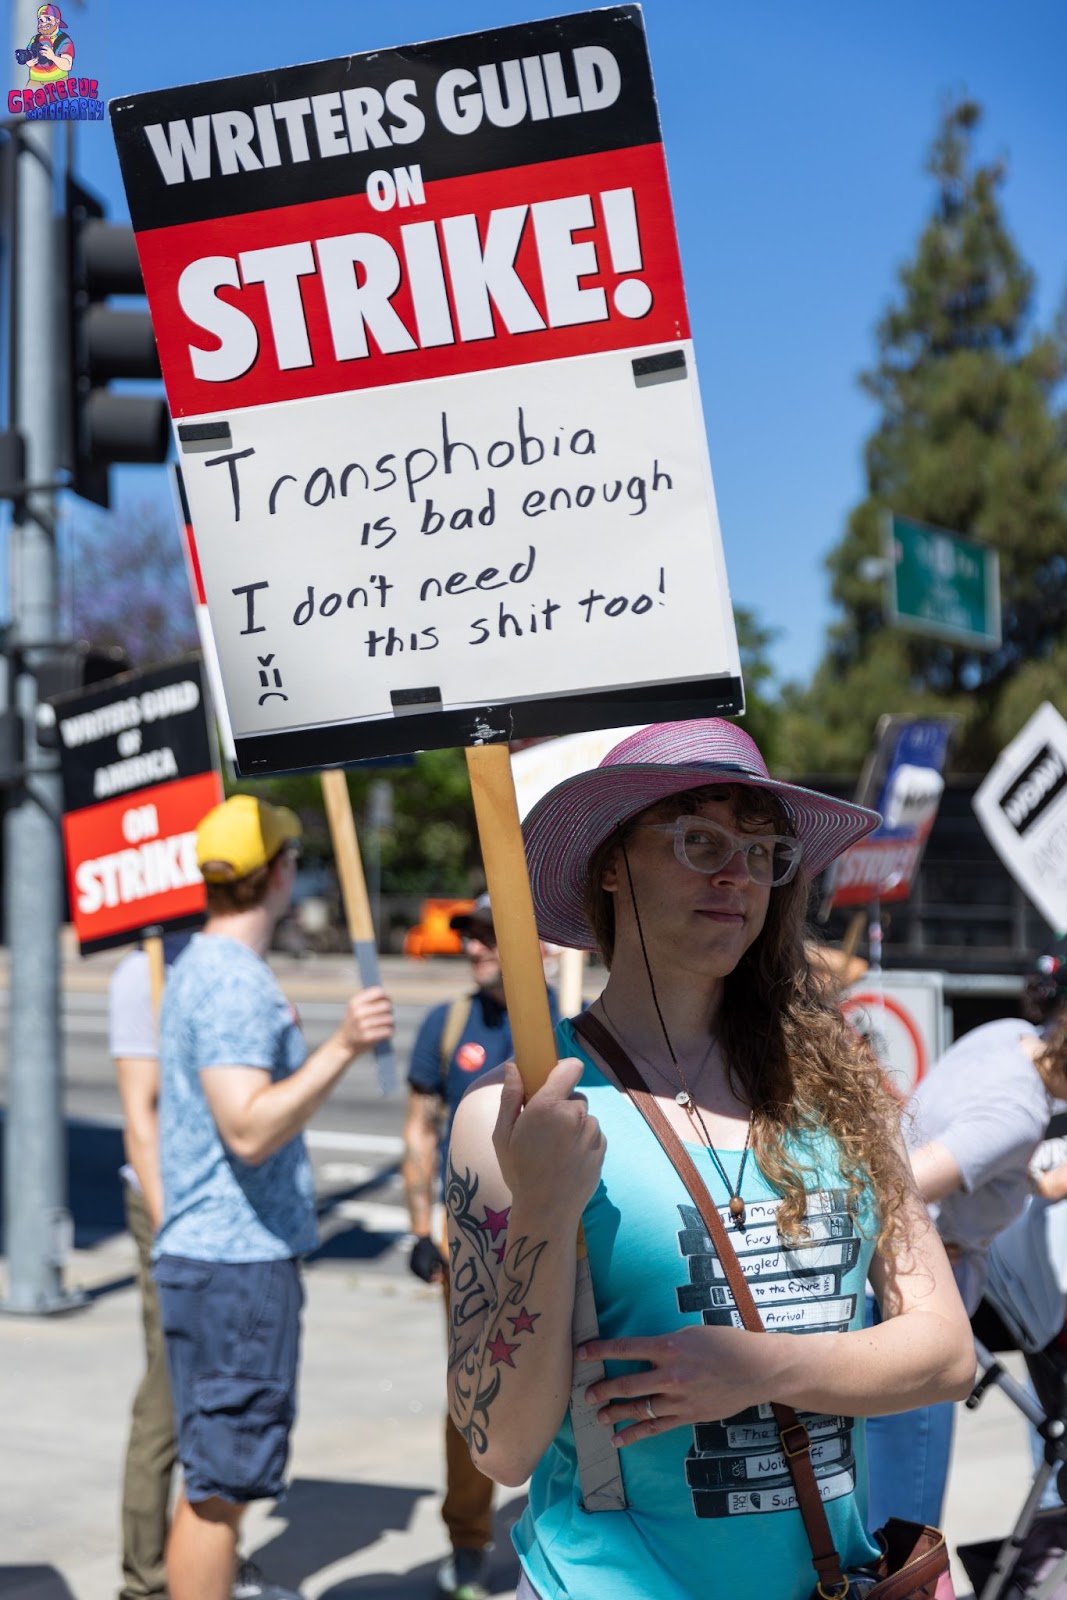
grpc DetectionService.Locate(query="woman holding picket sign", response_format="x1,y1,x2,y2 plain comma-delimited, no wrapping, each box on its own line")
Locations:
445,720,973,1600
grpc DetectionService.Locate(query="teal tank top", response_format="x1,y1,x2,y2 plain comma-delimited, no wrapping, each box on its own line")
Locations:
513,1018,881,1600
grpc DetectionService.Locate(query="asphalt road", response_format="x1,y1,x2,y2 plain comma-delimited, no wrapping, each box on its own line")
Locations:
0,986,422,1132
0,954,472,1273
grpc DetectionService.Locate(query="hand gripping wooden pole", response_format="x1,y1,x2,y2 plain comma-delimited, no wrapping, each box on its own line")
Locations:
320,769,397,1095
464,741,626,1512
464,742,558,1090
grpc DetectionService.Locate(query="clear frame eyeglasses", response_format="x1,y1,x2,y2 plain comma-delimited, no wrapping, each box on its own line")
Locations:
632,815,804,888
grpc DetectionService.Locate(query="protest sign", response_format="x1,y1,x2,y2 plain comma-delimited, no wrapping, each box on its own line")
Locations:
172,463,398,1090
111,8,743,775
54,656,222,953
171,463,238,768
111,14,746,1506
824,716,954,910
973,701,1067,933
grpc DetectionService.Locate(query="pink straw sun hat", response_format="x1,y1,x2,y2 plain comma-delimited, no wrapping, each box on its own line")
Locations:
522,719,880,951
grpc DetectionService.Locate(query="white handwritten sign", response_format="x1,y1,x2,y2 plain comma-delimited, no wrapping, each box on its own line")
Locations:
112,9,742,772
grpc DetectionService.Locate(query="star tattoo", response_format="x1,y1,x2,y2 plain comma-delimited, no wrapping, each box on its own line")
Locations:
493,1241,507,1263
508,1306,540,1335
486,1330,520,1368
480,1204,510,1241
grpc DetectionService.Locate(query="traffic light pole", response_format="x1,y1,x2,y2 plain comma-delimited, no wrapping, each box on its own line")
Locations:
2,1,78,1313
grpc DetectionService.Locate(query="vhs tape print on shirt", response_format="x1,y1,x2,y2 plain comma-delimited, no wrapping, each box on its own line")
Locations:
674,1190,861,1520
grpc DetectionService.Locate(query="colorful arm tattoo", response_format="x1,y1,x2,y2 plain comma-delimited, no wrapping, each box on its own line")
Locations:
446,1154,548,1457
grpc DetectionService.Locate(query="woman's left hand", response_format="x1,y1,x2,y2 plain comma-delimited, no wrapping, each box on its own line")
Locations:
578,1326,779,1447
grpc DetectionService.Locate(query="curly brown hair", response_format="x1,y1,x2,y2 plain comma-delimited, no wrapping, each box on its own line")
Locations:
1038,1007,1067,1086
1023,969,1067,1029
583,785,911,1250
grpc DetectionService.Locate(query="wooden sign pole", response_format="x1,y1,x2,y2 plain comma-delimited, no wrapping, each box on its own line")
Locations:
464,742,557,1090
840,909,866,966
464,740,626,1511
145,933,165,1023
320,769,397,1095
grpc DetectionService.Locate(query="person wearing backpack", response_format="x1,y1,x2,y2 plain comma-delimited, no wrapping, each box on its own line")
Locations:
403,894,558,1600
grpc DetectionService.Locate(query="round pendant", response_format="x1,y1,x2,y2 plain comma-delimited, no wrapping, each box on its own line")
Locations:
675,1090,692,1109
728,1196,745,1221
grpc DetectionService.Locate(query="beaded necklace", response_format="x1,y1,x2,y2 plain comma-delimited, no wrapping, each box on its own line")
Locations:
598,992,753,1224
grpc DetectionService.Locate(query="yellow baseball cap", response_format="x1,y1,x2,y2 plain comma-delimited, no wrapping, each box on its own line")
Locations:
196,794,302,883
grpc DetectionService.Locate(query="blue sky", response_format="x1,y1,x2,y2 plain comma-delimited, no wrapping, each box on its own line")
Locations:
11,0,1067,688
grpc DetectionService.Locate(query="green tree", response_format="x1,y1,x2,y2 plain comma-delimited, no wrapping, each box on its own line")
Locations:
238,748,481,898
782,100,1067,775
365,748,481,894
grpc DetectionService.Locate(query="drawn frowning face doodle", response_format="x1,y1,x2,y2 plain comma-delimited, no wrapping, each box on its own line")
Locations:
455,1042,487,1074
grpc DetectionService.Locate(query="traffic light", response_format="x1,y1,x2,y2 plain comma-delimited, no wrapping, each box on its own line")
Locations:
65,177,170,508
33,641,131,750
0,638,130,775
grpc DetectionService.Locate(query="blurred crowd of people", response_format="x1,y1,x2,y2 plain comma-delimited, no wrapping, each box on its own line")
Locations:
108,727,1067,1600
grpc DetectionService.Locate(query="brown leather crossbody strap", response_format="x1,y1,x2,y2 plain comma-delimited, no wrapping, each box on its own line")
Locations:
573,1010,847,1595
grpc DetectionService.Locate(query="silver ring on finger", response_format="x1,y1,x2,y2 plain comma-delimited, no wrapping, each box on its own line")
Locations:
645,1396,657,1422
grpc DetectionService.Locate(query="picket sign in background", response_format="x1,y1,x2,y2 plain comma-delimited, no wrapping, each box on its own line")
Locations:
973,701,1067,935
826,717,954,910
53,658,222,953
113,9,743,775
62,771,220,951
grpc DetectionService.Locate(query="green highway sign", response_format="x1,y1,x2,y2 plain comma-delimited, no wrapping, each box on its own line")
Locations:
883,513,1001,650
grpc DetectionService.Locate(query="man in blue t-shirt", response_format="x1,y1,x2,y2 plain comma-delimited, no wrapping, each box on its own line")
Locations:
154,795,394,1600
403,895,557,1600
